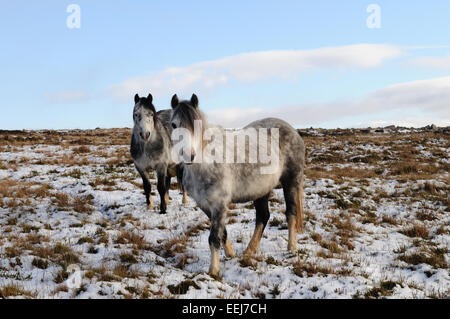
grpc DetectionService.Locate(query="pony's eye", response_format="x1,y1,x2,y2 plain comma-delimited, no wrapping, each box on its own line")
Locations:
172,123,177,129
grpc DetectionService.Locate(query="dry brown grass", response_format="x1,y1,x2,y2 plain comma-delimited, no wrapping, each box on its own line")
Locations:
398,247,447,269
73,145,91,153
0,284,35,298
0,128,131,147
115,231,150,250
293,256,335,277
400,223,430,239
50,192,95,213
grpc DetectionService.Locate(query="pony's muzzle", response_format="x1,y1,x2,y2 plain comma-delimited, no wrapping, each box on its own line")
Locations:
180,149,196,163
140,131,151,141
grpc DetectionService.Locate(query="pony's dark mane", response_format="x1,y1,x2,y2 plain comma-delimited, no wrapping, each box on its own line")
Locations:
174,100,204,132
138,97,157,114
137,97,158,123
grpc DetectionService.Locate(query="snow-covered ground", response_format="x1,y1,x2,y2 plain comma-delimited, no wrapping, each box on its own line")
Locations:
0,128,448,299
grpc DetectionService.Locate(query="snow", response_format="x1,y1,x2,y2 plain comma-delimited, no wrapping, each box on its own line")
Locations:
0,130,449,299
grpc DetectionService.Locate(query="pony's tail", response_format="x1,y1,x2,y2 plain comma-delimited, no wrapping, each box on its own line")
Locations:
296,182,304,233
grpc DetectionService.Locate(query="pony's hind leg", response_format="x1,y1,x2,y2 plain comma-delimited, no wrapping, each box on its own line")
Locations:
282,182,300,251
136,166,154,210
297,176,304,233
222,227,235,258
243,194,270,256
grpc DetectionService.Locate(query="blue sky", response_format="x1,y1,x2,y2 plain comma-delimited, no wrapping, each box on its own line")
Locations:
0,1,449,129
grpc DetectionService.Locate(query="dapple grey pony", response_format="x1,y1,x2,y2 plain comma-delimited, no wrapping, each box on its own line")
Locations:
170,94,305,276
130,93,188,214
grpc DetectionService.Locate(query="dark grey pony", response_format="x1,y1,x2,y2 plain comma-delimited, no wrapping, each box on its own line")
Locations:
130,93,188,214
170,94,305,276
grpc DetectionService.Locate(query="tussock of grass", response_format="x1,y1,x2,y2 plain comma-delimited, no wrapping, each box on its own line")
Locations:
293,256,334,277
0,284,34,298
167,280,200,295
398,248,447,269
400,223,429,239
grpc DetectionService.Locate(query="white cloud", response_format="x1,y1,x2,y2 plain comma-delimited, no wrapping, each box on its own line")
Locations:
110,44,403,101
44,90,90,104
206,76,450,128
411,54,450,69
363,117,450,128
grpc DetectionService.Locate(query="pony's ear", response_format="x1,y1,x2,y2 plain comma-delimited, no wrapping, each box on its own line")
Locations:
191,94,199,108
171,94,179,109
134,94,139,104
147,93,153,103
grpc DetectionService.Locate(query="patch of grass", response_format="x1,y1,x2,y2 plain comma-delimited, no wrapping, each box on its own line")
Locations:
73,145,91,153
72,195,95,214
265,256,281,266
381,215,398,225
398,249,447,269
95,228,109,245
416,211,436,221
5,246,21,258
87,245,98,254
400,223,429,239
54,269,69,284
292,257,334,277
364,281,399,298
320,239,341,254
32,258,49,269
21,224,40,233
167,280,200,295
311,232,322,243
7,217,17,226
115,231,149,250
0,284,34,298
269,218,283,227
77,237,94,244
119,252,138,264
269,285,281,297
64,168,85,179
53,243,80,267
390,161,418,176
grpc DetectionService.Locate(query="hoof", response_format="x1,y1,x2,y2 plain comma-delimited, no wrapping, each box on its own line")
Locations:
159,211,167,215
287,243,297,252
208,268,220,278
242,248,256,257
225,249,235,259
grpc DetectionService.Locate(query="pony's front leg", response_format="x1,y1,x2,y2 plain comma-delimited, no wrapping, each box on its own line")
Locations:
203,208,234,259
282,183,301,251
156,169,168,214
136,166,154,210
176,164,189,204
208,207,231,276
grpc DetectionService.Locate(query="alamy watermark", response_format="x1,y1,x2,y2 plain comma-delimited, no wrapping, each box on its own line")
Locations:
171,121,280,175
66,4,81,29
366,4,381,29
